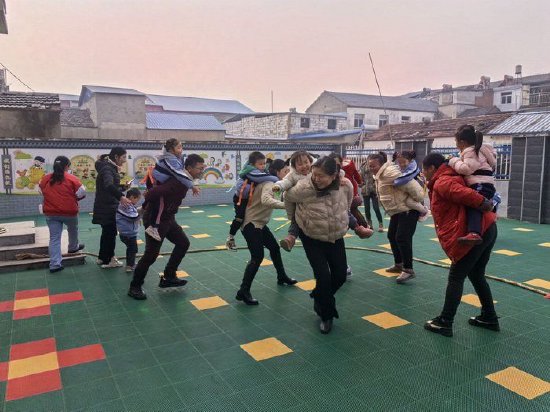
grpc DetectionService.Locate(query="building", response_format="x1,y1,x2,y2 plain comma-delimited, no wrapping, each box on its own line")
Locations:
0,0,7,34
305,90,438,130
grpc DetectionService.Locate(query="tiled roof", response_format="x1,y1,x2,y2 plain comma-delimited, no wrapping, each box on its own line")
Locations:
325,91,438,112
60,108,95,128
81,85,144,96
367,113,512,141
488,112,550,135
146,112,225,131
458,106,501,118
0,92,60,109
146,94,254,115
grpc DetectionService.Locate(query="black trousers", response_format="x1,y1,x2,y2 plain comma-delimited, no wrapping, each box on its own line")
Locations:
387,210,419,270
240,223,287,291
350,195,368,228
467,183,496,234
363,193,383,224
441,223,498,322
229,195,248,236
120,235,138,267
98,223,117,264
299,229,347,321
131,219,190,288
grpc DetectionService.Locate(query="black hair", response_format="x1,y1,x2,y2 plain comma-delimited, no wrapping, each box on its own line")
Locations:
456,124,483,155
126,188,141,198
164,138,180,153
399,150,416,161
392,152,399,162
50,156,70,185
184,153,205,169
422,152,446,170
312,156,339,176
268,159,286,176
103,147,127,162
369,151,387,166
290,150,313,168
328,152,343,163
248,151,265,165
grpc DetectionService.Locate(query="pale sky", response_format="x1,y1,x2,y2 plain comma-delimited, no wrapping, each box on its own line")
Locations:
1,0,549,112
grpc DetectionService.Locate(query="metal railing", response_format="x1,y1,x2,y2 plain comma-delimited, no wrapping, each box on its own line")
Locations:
529,92,550,106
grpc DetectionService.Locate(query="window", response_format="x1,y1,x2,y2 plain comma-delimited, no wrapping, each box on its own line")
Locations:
327,119,337,130
401,116,411,124
353,114,364,128
501,92,512,104
379,114,389,128
300,117,310,128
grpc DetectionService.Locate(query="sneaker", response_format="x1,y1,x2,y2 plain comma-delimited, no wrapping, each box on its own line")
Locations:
49,266,64,273
125,265,135,273
128,287,147,300
418,208,430,222
346,265,353,278
354,225,374,239
457,232,483,245
468,315,500,332
226,235,237,251
396,269,416,284
101,257,123,269
424,316,453,337
319,319,333,334
145,226,162,241
280,235,296,252
68,243,85,254
96,258,104,265
159,276,188,288
386,264,403,273
378,224,384,233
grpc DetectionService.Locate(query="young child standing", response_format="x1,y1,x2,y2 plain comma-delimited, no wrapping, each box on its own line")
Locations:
226,152,279,250
449,125,497,245
116,188,142,272
145,139,199,241
394,151,430,221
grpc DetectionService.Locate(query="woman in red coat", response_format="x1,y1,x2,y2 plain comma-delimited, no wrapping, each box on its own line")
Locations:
421,153,498,337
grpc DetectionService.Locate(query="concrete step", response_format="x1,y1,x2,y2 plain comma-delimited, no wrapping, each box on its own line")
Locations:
0,221,36,247
0,254,86,274
0,226,56,261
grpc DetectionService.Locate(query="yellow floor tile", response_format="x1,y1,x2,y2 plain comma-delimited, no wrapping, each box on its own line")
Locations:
439,258,452,265
378,244,392,250
486,367,550,400
430,238,439,242
493,249,522,256
424,224,435,228
226,221,232,225
192,233,211,239
539,242,550,248
136,239,144,245
8,352,59,380
373,268,399,278
512,228,534,232
179,206,190,209
190,296,229,311
362,312,410,329
525,278,550,290
273,217,288,221
14,296,50,311
208,215,222,218
295,279,316,291
181,225,190,229
191,210,204,214
214,245,227,250
240,337,293,361
260,258,273,266
461,294,497,308
176,271,189,278
344,233,354,238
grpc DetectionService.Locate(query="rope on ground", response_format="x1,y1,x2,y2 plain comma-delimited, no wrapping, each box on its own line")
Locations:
274,220,291,232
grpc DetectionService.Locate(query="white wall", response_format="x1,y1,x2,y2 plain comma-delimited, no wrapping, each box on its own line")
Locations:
346,107,435,129
493,85,523,112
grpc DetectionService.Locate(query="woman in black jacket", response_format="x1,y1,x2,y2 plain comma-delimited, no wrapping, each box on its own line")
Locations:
92,147,131,268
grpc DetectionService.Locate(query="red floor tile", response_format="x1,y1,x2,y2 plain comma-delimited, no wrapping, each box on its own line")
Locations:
9,338,57,361
57,344,106,368
5,369,62,401
13,305,51,320
14,289,49,300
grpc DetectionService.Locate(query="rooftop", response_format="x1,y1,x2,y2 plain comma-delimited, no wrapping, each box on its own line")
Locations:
146,112,225,131
321,91,439,113
146,94,254,115
0,92,60,109
489,111,550,135
60,108,95,128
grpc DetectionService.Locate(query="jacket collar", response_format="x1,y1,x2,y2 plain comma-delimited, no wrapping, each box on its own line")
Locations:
427,164,456,191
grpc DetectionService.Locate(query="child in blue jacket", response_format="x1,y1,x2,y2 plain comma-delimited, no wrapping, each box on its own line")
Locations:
116,188,142,272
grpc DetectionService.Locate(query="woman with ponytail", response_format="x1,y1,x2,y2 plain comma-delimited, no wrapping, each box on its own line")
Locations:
39,156,86,273
449,125,497,245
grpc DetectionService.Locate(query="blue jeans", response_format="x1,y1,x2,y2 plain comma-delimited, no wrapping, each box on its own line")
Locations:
46,216,79,270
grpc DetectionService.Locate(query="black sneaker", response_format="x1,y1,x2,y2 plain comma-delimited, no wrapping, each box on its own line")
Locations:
424,316,453,337
49,266,65,273
128,287,147,300
159,276,188,288
468,316,500,331
68,243,85,254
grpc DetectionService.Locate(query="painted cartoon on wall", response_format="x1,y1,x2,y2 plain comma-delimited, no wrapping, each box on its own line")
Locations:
12,150,48,193
70,155,96,191
195,150,236,187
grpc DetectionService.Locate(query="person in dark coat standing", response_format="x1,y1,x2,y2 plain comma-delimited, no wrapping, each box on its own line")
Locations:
92,147,132,268
128,154,206,300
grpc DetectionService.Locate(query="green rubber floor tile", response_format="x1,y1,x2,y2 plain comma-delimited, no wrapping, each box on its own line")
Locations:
77,398,126,412
153,340,200,365
4,389,64,412
238,381,301,412
414,386,488,412
50,300,86,314
55,329,99,351
415,333,470,357
174,373,234,407
501,334,550,358
281,369,345,402
10,324,54,345
202,345,254,372
115,365,171,397
185,394,246,412
329,334,381,358
63,376,121,411
102,335,147,357
142,328,185,350
161,355,215,384
516,356,550,382
343,378,415,410
122,385,184,412
91,311,132,328
12,315,51,330
449,349,509,375
301,391,375,412
54,318,95,337
292,343,351,368
189,333,237,355
96,324,140,343
60,360,112,388
260,352,315,378
219,363,275,392
392,370,452,401
418,357,482,387
51,308,91,325
476,340,537,365
319,358,375,387
223,323,270,343
177,319,221,340
133,316,177,334
108,348,159,376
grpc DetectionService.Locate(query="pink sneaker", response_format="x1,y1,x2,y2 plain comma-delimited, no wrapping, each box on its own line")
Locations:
354,225,374,239
458,232,483,245
280,235,296,252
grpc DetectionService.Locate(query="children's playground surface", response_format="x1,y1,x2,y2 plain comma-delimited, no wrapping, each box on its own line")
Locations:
0,205,549,411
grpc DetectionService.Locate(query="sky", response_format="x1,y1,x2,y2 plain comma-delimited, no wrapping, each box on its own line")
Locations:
1,0,549,112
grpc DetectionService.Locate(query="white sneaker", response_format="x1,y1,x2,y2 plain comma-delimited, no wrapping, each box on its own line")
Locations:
125,265,135,273
226,235,237,251
145,226,162,241
101,257,123,269
346,265,353,278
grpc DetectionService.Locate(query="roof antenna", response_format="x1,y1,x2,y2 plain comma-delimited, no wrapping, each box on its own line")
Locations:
368,52,393,149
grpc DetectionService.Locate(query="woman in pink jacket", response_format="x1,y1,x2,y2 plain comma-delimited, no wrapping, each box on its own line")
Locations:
448,125,496,246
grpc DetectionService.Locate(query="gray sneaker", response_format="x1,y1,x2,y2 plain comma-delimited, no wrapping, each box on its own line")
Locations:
346,265,353,278
396,269,415,284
